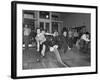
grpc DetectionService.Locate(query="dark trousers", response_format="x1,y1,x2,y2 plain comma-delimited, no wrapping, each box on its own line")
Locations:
24,36,30,50
73,37,78,44
68,37,74,48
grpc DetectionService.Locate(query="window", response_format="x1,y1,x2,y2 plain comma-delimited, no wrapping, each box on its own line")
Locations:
39,11,50,19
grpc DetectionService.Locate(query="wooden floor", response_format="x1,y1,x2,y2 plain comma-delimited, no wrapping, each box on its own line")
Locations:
22,46,90,70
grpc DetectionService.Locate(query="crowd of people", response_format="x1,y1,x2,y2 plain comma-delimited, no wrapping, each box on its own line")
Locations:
23,24,91,63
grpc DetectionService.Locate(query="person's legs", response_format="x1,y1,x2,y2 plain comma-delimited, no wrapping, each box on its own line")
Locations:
68,38,73,50
36,42,41,62
37,41,40,52
76,39,80,50
63,43,68,53
41,44,46,57
53,47,68,67
53,47,63,63
24,36,29,50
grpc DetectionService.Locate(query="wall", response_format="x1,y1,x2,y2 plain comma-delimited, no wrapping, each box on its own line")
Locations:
61,13,91,32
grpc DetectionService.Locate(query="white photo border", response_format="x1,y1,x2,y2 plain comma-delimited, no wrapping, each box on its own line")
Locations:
11,1,98,79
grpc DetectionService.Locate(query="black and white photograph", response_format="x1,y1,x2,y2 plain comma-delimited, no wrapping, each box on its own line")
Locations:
11,1,97,79
22,10,91,69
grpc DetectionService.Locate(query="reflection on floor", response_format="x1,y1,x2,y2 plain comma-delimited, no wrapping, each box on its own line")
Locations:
23,47,90,70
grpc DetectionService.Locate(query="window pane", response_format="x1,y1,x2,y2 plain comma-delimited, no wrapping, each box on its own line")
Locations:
39,11,50,19
52,22,58,33
45,23,50,32
40,22,44,30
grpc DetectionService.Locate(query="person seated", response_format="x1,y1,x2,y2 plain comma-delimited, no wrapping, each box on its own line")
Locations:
81,32,90,42
78,32,90,53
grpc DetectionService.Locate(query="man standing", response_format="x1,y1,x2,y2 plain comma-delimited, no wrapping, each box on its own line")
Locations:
23,24,31,50
67,30,74,50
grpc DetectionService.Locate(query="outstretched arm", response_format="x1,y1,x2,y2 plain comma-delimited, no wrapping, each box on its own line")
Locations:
45,32,54,36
